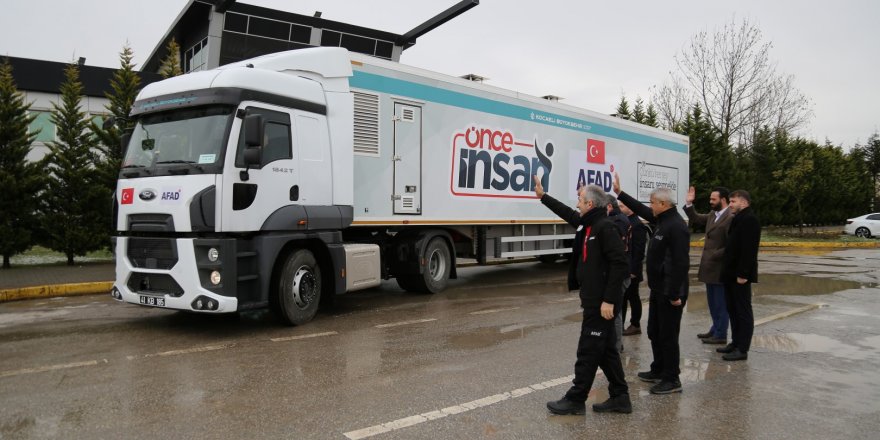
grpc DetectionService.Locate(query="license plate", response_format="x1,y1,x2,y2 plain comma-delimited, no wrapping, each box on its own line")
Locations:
139,295,166,307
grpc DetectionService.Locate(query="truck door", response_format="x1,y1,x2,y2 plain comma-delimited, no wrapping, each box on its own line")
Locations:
393,103,422,215
222,106,298,232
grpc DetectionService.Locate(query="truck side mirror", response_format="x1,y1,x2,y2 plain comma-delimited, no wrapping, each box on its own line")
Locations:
243,146,261,166
244,114,264,147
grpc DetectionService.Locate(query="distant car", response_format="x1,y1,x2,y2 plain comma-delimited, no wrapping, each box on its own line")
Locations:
844,213,880,238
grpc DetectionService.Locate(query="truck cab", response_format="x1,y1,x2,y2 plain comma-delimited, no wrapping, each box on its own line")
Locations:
111,48,376,325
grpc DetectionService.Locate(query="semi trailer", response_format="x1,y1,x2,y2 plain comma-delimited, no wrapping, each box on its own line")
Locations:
110,47,689,325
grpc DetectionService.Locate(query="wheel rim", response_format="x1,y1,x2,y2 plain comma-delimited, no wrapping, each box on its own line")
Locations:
291,266,317,309
428,248,447,282
856,228,868,238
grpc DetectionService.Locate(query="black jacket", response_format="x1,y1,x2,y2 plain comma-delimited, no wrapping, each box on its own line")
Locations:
722,206,761,283
617,191,690,299
628,214,649,282
541,194,629,308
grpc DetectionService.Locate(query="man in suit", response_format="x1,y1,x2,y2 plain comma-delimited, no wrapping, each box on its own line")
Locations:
613,173,690,394
717,190,761,361
683,186,732,345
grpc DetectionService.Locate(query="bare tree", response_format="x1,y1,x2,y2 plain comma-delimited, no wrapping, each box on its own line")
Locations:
661,18,811,145
650,75,693,131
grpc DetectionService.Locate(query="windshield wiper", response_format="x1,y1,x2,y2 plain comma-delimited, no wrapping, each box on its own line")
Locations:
120,164,151,178
156,160,205,174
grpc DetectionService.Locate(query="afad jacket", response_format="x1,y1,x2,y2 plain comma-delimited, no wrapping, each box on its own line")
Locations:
540,194,629,309
617,191,690,300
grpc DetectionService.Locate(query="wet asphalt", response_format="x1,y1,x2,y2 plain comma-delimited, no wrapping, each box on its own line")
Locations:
1,248,879,439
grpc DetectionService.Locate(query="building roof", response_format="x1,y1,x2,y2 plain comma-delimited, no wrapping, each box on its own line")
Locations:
4,56,163,98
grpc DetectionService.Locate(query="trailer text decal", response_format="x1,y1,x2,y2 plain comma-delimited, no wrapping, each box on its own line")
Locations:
450,125,553,199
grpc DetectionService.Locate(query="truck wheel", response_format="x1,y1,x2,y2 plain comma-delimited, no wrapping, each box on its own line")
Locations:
420,238,451,293
277,249,322,326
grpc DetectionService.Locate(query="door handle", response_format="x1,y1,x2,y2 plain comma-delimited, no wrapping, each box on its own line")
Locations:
290,185,299,201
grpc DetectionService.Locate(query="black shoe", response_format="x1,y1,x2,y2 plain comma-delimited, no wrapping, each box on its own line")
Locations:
697,331,713,339
650,380,683,394
547,397,586,415
623,325,642,336
637,371,662,383
702,336,727,345
592,394,633,414
716,343,736,354
722,349,748,361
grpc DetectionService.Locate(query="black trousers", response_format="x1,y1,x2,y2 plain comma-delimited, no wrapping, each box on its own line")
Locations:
621,280,642,327
565,307,629,402
647,291,685,382
724,281,754,352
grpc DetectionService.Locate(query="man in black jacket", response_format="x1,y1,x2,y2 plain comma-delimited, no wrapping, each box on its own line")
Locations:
613,172,690,394
619,202,649,336
534,176,631,415
717,190,761,361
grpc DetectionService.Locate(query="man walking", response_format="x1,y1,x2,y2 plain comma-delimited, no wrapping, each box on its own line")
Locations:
620,202,648,336
534,176,632,415
613,172,690,394
683,186,732,345
718,190,761,361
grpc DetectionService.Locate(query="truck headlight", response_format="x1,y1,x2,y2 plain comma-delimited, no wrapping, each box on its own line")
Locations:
210,271,222,285
208,247,219,262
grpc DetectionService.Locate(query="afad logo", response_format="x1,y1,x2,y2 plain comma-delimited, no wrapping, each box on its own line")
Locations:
450,125,553,199
569,138,615,199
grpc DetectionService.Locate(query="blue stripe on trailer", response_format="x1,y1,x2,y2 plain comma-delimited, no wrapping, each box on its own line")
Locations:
350,70,688,154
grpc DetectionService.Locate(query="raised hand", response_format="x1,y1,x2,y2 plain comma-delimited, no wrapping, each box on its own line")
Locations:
612,172,621,194
533,175,545,198
686,186,696,204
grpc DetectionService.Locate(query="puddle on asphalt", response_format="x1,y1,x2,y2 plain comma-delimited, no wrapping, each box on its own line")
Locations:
751,333,879,361
685,274,868,313
445,324,543,350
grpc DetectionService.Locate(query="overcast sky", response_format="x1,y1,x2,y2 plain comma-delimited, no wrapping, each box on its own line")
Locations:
1,0,877,148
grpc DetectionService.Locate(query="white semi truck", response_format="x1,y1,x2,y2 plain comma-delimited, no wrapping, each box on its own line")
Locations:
110,47,689,325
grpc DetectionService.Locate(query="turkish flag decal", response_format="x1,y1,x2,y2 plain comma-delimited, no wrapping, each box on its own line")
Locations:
121,187,134,205
587,139,605,164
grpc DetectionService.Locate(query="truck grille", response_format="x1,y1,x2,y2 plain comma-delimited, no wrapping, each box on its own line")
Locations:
127,238,178,269
127,272,184,297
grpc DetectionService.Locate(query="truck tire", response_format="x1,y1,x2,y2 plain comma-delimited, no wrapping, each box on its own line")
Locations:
419,237,452,293
277,249,322,326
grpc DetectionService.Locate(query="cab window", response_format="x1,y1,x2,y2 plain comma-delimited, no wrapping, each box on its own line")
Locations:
235,107,292,167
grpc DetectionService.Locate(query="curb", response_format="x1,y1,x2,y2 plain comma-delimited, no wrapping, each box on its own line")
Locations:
690,241,880,249
0,282,113,303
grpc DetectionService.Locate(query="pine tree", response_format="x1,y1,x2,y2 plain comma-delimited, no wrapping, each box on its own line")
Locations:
614,95,631,119
645,103,659,128
632,97,647,124
39,63,110,265
0,58,43,268
677,105,732,216
158,37,183,78
91,44,141,247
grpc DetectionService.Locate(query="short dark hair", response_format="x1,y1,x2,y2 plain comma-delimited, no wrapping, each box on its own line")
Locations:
730,189,751,204
712,186,730,203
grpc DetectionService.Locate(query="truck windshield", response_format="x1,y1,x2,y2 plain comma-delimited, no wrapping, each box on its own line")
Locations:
121,106,234,177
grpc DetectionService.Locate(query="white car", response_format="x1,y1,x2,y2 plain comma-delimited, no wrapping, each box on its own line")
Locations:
844,213,880,238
